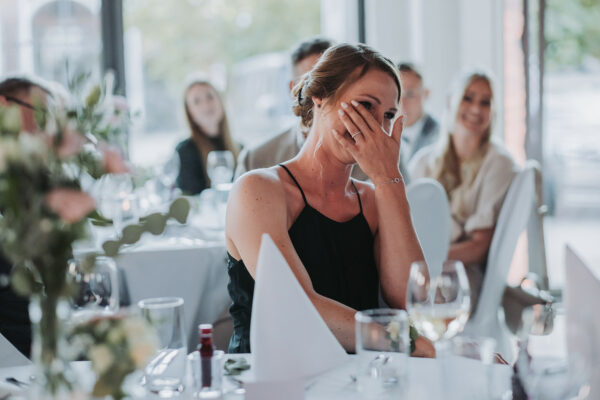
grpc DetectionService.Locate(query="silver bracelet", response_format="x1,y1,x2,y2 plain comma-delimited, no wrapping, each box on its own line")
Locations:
374,177,403,187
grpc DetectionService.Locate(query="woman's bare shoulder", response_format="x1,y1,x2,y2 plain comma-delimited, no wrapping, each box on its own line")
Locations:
231,167,285,199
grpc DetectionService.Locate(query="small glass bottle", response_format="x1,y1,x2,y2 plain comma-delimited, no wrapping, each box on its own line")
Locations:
197,323,215,388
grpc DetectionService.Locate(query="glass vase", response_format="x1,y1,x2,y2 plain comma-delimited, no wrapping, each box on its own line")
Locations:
29,294,80,399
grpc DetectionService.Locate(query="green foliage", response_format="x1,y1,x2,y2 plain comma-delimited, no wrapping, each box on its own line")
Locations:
124,0,321,91
545,0,600,70
101,197,191,257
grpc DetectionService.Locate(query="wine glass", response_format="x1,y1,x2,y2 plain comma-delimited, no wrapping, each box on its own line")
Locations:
206,150,234,190
68,256,120,323
406,260,471,349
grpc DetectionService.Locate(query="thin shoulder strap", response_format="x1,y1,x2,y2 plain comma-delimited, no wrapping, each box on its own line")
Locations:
278,164,308,206
351,180,364,214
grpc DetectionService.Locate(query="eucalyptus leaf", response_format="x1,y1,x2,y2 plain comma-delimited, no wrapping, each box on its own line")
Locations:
143,213,167,235
224,357,250,376
168,197,191,224
85,86,101,108
121,225,143,244
102,240,122,258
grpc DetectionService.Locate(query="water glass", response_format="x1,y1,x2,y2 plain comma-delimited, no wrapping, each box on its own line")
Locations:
206,150,234,190
355,309,409,396
139,297,187,397
187,350,225,398
68,256,119,323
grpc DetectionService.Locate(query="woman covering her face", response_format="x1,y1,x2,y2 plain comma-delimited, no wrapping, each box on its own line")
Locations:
408,70,518,312
226,43,433,357
176,77,239,194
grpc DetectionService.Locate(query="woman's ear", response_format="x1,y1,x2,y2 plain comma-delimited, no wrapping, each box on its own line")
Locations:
312,97,322,109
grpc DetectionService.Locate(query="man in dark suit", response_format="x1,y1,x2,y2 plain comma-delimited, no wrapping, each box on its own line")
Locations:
397,63,440,178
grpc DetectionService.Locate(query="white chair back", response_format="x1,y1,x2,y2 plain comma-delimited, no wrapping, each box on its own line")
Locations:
406,178,451,279
565,245,600,398
526,161,550,289
0,332,30,368
464,163,535,361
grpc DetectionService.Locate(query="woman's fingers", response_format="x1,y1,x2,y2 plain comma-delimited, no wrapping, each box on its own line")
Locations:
332,129,358,153
340,102,372,139
349,100,380,133
391,115,404,144
337,109,364,143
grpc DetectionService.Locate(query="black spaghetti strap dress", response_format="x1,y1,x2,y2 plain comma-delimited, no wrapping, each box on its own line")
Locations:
226,164,379,353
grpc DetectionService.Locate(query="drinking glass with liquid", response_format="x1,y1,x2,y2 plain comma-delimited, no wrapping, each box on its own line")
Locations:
138,297,187,397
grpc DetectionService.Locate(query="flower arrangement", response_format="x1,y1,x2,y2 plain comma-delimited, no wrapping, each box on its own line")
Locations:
0,73,189,397
70,313,158,400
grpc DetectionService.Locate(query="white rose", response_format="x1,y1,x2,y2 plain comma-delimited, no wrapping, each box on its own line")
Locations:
107,325,124,344
386,321,401,339
130,341,157,368
89,345,114,375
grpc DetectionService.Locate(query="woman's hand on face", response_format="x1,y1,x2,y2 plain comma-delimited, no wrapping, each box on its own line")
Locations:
333,100,404,184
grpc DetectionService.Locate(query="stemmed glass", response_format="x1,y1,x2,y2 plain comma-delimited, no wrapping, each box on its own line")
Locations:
406,260,471,352
206,150,234,190
68,256,120,323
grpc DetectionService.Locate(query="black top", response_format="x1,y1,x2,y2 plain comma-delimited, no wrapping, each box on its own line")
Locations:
175,137,227,195
0,252,31,358
226,164,379,353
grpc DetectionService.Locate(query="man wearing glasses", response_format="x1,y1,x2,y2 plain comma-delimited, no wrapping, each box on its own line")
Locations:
397,63,439,167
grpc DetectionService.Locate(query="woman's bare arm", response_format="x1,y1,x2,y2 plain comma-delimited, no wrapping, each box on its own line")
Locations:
448,228,494,265
334,102,424,309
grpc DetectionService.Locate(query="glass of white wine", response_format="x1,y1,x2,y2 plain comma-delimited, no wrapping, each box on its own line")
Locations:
406,260,471,349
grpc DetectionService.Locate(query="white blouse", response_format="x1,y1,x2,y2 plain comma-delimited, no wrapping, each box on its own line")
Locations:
408,140,518,243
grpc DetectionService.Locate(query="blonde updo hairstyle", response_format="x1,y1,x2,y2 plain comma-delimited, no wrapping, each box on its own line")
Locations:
291,43,401,131
434,69,496,196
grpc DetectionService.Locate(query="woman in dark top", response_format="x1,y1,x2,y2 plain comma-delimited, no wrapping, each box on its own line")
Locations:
176,77,239,194
226,44,434,356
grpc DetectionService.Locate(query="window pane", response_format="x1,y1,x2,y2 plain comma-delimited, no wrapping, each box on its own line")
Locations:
0,0,102,88
123,0,321,166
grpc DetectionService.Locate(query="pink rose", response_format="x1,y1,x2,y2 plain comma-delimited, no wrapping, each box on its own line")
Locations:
45,188,96,223
102,146,130,174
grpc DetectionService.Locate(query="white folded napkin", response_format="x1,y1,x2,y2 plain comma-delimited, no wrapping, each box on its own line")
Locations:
0,333,30,368
565,245,600,398
250,234,349,382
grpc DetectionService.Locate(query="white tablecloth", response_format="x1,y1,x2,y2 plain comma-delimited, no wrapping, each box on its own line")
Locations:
78,223,231,351
0,355,511,400
117,240,230,350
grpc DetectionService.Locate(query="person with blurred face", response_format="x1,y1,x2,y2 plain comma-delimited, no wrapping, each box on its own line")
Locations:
176,77,240,195
397,63,439,175
408,69,518,311
235,36,366,181
226,43,434,357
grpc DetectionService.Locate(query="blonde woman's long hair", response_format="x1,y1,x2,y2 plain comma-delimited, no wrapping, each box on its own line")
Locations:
434,69,496,196
183,77,239,183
